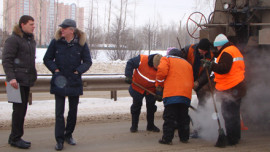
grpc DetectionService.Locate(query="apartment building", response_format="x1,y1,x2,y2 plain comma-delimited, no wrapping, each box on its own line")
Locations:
3,0,84,46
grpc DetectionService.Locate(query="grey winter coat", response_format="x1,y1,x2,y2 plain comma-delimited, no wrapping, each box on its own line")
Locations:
43,28,92,96
2,25,37,87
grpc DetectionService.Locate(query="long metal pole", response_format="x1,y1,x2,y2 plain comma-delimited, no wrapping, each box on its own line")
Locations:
205,69,222,129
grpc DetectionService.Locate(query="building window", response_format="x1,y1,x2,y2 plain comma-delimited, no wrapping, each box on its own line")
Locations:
71,3,76,20
24,0,30,15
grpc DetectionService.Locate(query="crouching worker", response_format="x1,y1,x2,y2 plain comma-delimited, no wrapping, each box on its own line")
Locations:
155,49,194,145
125,54,163,133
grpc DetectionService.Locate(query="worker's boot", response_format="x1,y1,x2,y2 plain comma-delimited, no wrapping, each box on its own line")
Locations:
130,114,139,133
190,130,199,138
146,113,160,132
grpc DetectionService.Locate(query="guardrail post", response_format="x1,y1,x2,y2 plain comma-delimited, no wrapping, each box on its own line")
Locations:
28,93,32,105
110,90,117,101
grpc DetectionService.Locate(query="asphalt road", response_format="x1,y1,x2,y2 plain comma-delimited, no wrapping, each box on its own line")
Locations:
0,118,270,152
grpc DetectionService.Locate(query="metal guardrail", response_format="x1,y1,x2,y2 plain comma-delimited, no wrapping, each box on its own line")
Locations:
0,74,129,101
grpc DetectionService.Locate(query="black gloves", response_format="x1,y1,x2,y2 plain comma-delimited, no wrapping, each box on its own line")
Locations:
193,81,199,90
155,86,163,102
125,77,132,84
201,59,212,68
155,95,163,102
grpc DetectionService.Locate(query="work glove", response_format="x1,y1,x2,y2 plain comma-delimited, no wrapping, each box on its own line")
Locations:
201,59,212,69
125,77,132,84
193,81,199,91
155,86,163,102
155,95,163,102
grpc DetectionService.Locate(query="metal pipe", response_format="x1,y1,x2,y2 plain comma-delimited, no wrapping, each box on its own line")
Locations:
201,23,270,27
0,75,129,94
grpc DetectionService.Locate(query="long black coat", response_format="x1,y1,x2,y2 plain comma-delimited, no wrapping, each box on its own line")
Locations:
43,29,92,96
2,25,37,87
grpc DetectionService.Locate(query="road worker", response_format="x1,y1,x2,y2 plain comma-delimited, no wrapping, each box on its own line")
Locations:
181,38,214,138
155,49,194,145
201,33,246,146
125,54,162,133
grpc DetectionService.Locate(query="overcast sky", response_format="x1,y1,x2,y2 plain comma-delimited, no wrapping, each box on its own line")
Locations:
59,0,215,27
0,0,215,29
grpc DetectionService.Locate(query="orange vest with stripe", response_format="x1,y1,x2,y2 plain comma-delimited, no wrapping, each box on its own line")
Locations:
156,56,194,99
186,44,214,77
214,45,245,91
132,55,157,94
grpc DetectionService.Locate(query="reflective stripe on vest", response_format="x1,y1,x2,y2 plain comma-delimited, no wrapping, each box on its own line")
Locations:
214,45,245,91
136,68,156,83
132,55,157,94
233,57,244,62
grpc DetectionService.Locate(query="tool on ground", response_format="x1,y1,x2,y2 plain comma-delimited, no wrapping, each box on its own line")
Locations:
205,68,227,148
132,81,198,112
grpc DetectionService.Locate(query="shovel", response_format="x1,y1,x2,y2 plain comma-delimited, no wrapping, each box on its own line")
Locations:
132,81,198,112
205,69,227,148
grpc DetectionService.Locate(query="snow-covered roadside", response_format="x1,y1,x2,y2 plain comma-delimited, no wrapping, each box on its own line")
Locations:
0,95,199,128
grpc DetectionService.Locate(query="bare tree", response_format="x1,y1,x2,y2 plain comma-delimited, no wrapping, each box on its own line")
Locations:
106,0,130,60
106,0,112,46
88,0,94,48
142,21,158,54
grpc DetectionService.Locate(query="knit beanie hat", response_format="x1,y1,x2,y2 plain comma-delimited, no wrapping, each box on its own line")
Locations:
213,34,229,47
198,38,211,51
166,47,177,55
168,48,184,58
153,54,162,69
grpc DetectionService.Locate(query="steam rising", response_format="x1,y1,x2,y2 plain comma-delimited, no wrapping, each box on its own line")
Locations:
242,49,270,130
190,96,225,142
189,48,270,143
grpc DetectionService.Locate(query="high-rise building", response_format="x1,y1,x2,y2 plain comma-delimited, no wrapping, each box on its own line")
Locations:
3,0,84,46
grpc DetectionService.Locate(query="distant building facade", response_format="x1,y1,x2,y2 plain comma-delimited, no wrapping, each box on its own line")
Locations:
3,0,84,46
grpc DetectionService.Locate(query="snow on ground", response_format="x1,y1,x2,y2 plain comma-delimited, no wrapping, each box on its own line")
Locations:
27,48,167,75
1,48,205,130
0,95,200,129
1,48,167,75
0,95,199,122
35,48,167,63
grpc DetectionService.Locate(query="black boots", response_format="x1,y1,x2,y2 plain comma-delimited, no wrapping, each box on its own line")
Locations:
147,125,160,132
65,137,76,145
55,142,63,151
9,139,31,149
158,138,172,145
130,113,160,132
130,114,139,133
130,126,138,133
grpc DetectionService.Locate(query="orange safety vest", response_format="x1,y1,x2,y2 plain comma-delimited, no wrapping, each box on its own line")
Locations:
132,55,157,94
214,45,245,91
186,44,196,65
156,56,194,99
186,44,214,78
